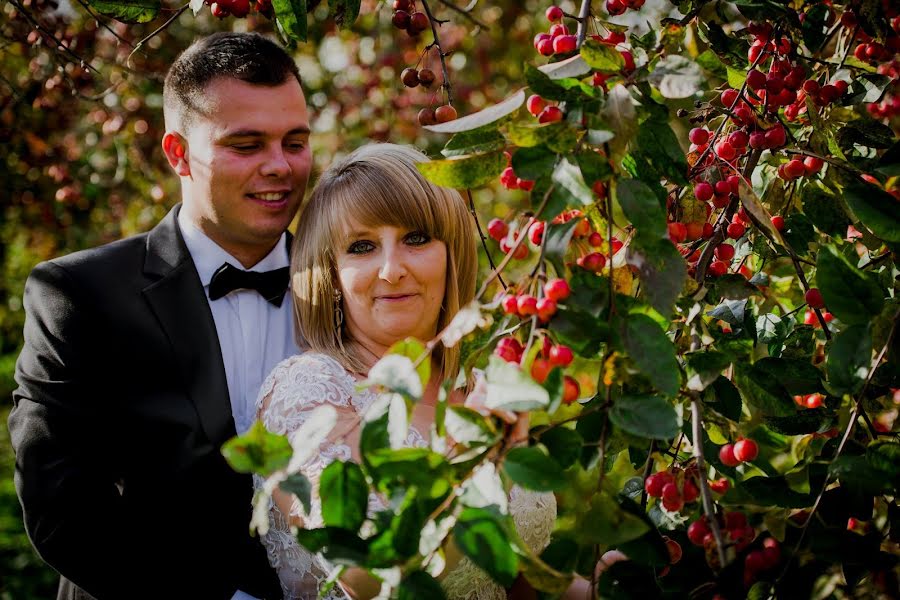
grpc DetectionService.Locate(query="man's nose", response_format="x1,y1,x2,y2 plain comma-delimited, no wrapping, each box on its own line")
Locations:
259,145,292,178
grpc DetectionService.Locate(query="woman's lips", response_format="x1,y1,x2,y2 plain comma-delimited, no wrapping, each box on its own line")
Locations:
376,293,417,302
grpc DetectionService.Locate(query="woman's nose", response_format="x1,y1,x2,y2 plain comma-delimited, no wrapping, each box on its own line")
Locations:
378,246,408,283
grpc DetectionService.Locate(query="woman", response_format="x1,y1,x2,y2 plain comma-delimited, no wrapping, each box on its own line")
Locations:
254,144,557,599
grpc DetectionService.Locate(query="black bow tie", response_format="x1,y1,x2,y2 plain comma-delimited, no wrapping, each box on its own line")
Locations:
208,263,290,307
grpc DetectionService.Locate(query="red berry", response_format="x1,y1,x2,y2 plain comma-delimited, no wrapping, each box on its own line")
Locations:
528,220,545,245
667,222,687,243
721,88,739,107
771,215,784,231
784,159,806,179
536,298,557,321
695,182,714,202
708,260,728,277
562,376,580,404
764,125,786,148
537,38,555,56
682,478,699,503
487,218,508,241
710,478,730,494
726,222,746,239
805,288,824,309
733,438,759,462
526,94,547,117
719,443,741,467
714,243,735,261
689,128,710,145
553,34,577,55
544,278,571,302
746,69,767,90
688,519,710,546
665,538,683,564
517,294,538,316
546,5,563,21
494,337,523,363
549,344,574,367
531,357,551,383
434,104,457,123
803,156,824,174
588,231,604,247
538,106,563,123
578,252,606,272
644,471,675,497
501,294,519,315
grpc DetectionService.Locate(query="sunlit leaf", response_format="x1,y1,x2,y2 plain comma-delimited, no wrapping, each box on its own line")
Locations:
453,507,518,587
424,90,526,133
503,446,566,491
416,151,507,189
87,0,160,22
320,461,368,532
610,394,680,440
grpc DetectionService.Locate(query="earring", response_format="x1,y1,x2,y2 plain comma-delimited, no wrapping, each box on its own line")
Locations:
333,288,344,331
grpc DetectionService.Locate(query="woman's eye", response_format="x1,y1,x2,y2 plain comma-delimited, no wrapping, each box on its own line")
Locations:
347,241,375,254
405,231,431,245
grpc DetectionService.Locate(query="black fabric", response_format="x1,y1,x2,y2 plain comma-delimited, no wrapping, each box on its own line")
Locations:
9,205,284,600
208,263,289,307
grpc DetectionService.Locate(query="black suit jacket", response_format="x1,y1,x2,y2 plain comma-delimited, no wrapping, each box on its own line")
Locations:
8,206,283,600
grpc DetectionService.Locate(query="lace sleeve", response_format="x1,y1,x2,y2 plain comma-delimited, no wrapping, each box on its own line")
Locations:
255,353,358,600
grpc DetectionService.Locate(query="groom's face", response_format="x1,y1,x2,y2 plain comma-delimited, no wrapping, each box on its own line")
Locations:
179,77,311,264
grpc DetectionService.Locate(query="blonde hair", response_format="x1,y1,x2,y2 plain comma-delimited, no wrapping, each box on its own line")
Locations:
291,143,478,381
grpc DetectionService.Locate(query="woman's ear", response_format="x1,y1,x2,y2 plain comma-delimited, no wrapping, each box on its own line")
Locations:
161,132,191,177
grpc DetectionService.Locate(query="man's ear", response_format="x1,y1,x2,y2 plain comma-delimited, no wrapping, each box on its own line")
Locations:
161,132,191,177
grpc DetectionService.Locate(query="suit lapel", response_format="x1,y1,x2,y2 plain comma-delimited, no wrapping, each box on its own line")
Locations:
142,206,235,446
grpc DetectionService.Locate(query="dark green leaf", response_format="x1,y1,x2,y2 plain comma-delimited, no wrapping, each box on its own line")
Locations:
86,0,160,22
764,410,831,435
627,239,686,317
453,507,518,587
272,0,308,42
698,21,749,66
441,127,507,157
801,3,831,51
712,273,759,300
754,357,824,395
551,307,609,356
843,181,900,243
552,159,594,206
827,324,872,395
830,455,894,494
543,366,565,415
222,419,292,476
867,441,900,477
876,141,900,176
816,244,885,324
708,299,747,326
397,571,446,600
295,526,369,564
417,151,507,189
709,376,744,422
617,179,666,240
543,219,580,278
735,476,812,508
635,119,689,186
280,473,313,516
525,65,577,102
802,183,851,238
781,213,817,255
512,145,557,181
838,119,896,149
733,363,796,417
424,89,525,134
366,447,452,498
319,461,369,532
541,427,583,469
327,0,360,27
695,49,727,78
731,0,789,21
610,394,680,440
503,447,566,492
622,314,681,397
685,351,732,391
580,39,626,72
576,150,613,185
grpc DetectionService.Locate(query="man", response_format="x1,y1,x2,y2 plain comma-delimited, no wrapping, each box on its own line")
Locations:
8,32,311,600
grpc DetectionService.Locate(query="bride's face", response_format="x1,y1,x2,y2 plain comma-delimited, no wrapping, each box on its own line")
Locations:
336,222,447,356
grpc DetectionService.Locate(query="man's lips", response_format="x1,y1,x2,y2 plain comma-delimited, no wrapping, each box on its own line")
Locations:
247,190,291,202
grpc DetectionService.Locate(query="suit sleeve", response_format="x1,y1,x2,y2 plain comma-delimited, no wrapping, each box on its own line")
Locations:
8,260,134,596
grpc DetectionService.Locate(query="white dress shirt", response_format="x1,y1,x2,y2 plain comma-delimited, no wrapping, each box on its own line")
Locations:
178,209,301,436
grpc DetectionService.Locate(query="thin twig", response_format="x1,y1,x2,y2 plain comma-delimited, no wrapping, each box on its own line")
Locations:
691,396,727,568
74,0,136,49
420,0,453,107
434,0,489,29
127,3,190,68
640,440,657,510
9,0,102,75
467,189,505,289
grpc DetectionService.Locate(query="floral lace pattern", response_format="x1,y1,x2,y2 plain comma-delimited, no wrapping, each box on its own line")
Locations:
254,352,556,599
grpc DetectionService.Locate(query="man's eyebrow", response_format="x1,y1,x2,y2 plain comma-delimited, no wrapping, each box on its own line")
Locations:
221,126,311,138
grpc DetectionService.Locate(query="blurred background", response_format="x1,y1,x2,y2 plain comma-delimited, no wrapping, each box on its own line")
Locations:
0,0,682,595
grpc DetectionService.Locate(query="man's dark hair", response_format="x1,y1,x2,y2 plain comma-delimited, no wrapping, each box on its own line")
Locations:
163,32,302,131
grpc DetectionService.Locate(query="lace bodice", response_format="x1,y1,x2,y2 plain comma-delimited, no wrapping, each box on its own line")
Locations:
255,352,556,600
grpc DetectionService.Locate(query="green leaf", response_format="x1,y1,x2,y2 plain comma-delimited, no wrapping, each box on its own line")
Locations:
280,473,313,516
417,151,507,189
867,441,900,477
543,219,580,278
503,446,566,492
551,308,610,356
802,183,851,238
319,461,369,532
568,492,650,546
552,158,594,207
712,274,759,300
708,299,747,326
627,239,686,317
827,324,872,395
424,89,525,134
733,363,796,417
876,141,900,176
622,314,681,397
801,3,831,51
86,0,160,22
540,427,583,469
735,476,812,508
708,376,744,422
816,244,885,324
222,419,293,475
686,351,732,391
441,126,507,157
695,49,727,78
764,410,830,435
610,394,680,440
453,507,518,587
635,119,689,186
295,526,370,564
398,571,446,600
843,181,900,243
727,66,747,90
504,121,568,148
581,39,626,72
485,356,550,412
525,65,578,102
698,21,750,66
838,119,896,149
366,448,451,497
753,357,824,396
648,55,704,99
511,145,557,181
539,54,593,80
272,0,308,42
830,455,894,494
327,0,360,27
603,86,638,161
843,74,893,106
445,406,498,446
781,213,817,255
617,179,666,240
576,150,613,185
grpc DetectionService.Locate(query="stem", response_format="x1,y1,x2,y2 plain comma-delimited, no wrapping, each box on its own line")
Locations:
575,0,592,48
127,3,189,68
467,190,505,289
640,440,657,510
420,0,453,106
434,0,489,29
691,397,727,568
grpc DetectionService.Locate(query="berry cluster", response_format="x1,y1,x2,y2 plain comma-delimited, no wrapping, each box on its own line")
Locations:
869,59,900,120
493,332,580,404
390,0,428,36
718,438,758,467
794,392,824,409
206,0,271,19
499,278,570,323
605,0,644,18
644,466,700,512
532,6,577,57
526,94,563,124
498,152,535,192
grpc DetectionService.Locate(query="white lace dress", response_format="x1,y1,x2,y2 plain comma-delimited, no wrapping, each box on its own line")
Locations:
255,352,556,600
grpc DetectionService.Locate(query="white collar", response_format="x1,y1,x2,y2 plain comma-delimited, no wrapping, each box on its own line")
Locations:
177,207,289,287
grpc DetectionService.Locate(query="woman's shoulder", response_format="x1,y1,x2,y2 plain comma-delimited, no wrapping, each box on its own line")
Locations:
271,351,351,378
257,352,357,410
